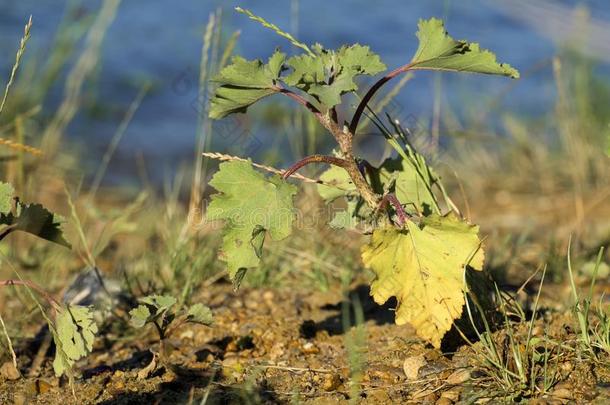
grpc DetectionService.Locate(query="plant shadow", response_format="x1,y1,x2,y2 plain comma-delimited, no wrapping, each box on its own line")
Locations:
96,365,281,405
300,284,396,338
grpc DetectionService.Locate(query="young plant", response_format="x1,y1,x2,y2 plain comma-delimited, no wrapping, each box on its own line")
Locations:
129,294,213,341
128,294,212,377
205,8,519,347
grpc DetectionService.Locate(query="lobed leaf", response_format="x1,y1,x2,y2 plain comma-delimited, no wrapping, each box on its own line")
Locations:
129,305,151,328
0,198,71,248
361,213,484,348
286,44,386,108
140,294,177,314
52,305,98,376
209,51,285,119
186,303,213,325
410,18,519,78
207,161,297,283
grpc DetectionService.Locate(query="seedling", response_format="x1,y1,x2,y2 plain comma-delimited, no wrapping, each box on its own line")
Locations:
129,294,213,341
128,294,212,377
206,8,519,347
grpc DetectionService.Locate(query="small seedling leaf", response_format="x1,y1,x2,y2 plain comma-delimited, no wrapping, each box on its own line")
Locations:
52,305,98,376
186,303,213,325
410,18,519,78
361,213,485,348
129,305,152,328
207,160,297,283
140,294,177,315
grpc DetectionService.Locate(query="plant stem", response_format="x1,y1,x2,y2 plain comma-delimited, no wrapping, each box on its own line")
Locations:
384,194,408,226
349,62,414,134
0,225,17,243
276,85,381,209
282,154,348,179
0,279,61,308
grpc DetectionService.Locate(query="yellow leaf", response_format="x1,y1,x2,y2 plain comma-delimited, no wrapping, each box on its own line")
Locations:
361,213,484,348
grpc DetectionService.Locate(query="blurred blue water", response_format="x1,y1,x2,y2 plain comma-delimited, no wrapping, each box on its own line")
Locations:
0,0,608,184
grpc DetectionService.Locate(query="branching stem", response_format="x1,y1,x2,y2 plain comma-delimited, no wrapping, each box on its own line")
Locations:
282,155,348,179
275,84,382,210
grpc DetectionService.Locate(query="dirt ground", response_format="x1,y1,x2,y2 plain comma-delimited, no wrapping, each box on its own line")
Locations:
1,278,610,404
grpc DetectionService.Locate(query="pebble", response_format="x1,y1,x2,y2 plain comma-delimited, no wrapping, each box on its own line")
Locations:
552,388,573,400
302,342,320,354
368,366,403,383
403,354,426,380
440,389,460,402
367,390,392,402
560,361,573,373
262,290,274,302
418,361,447,378
446,369,471,385
0,361,20,380
36,379,54,394
322,373,342,391
436,397,453,405
12,393,26,405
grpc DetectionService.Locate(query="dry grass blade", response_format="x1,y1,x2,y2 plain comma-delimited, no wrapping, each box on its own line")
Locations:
202,152,320,184
235,7,313,56
0,16,32,118
0,137,43,156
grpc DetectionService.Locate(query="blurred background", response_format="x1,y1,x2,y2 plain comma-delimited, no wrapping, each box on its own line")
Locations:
0,0,608,292
1,0,609,185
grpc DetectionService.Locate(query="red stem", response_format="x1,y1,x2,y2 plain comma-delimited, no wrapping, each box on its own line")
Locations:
349,62,414,135
282,154,348,179
385,194,408,227
0,279,61,309
274,85,327,125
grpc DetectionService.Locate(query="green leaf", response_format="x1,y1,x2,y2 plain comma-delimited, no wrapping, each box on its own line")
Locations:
52,305,98,376
316,165,356,202
361,213,485,348
308,70,359,107
410,18,519,78
186,303,213,325
207,160,297,282
337,44,386,76
329,210,354,230
16,203,71,247
0,201,71,248
377,156,437,215
209,51,285,119
284,53,327,88
140,294,177,316
0,182,14,214
129,305,152,328
285,44,386,108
